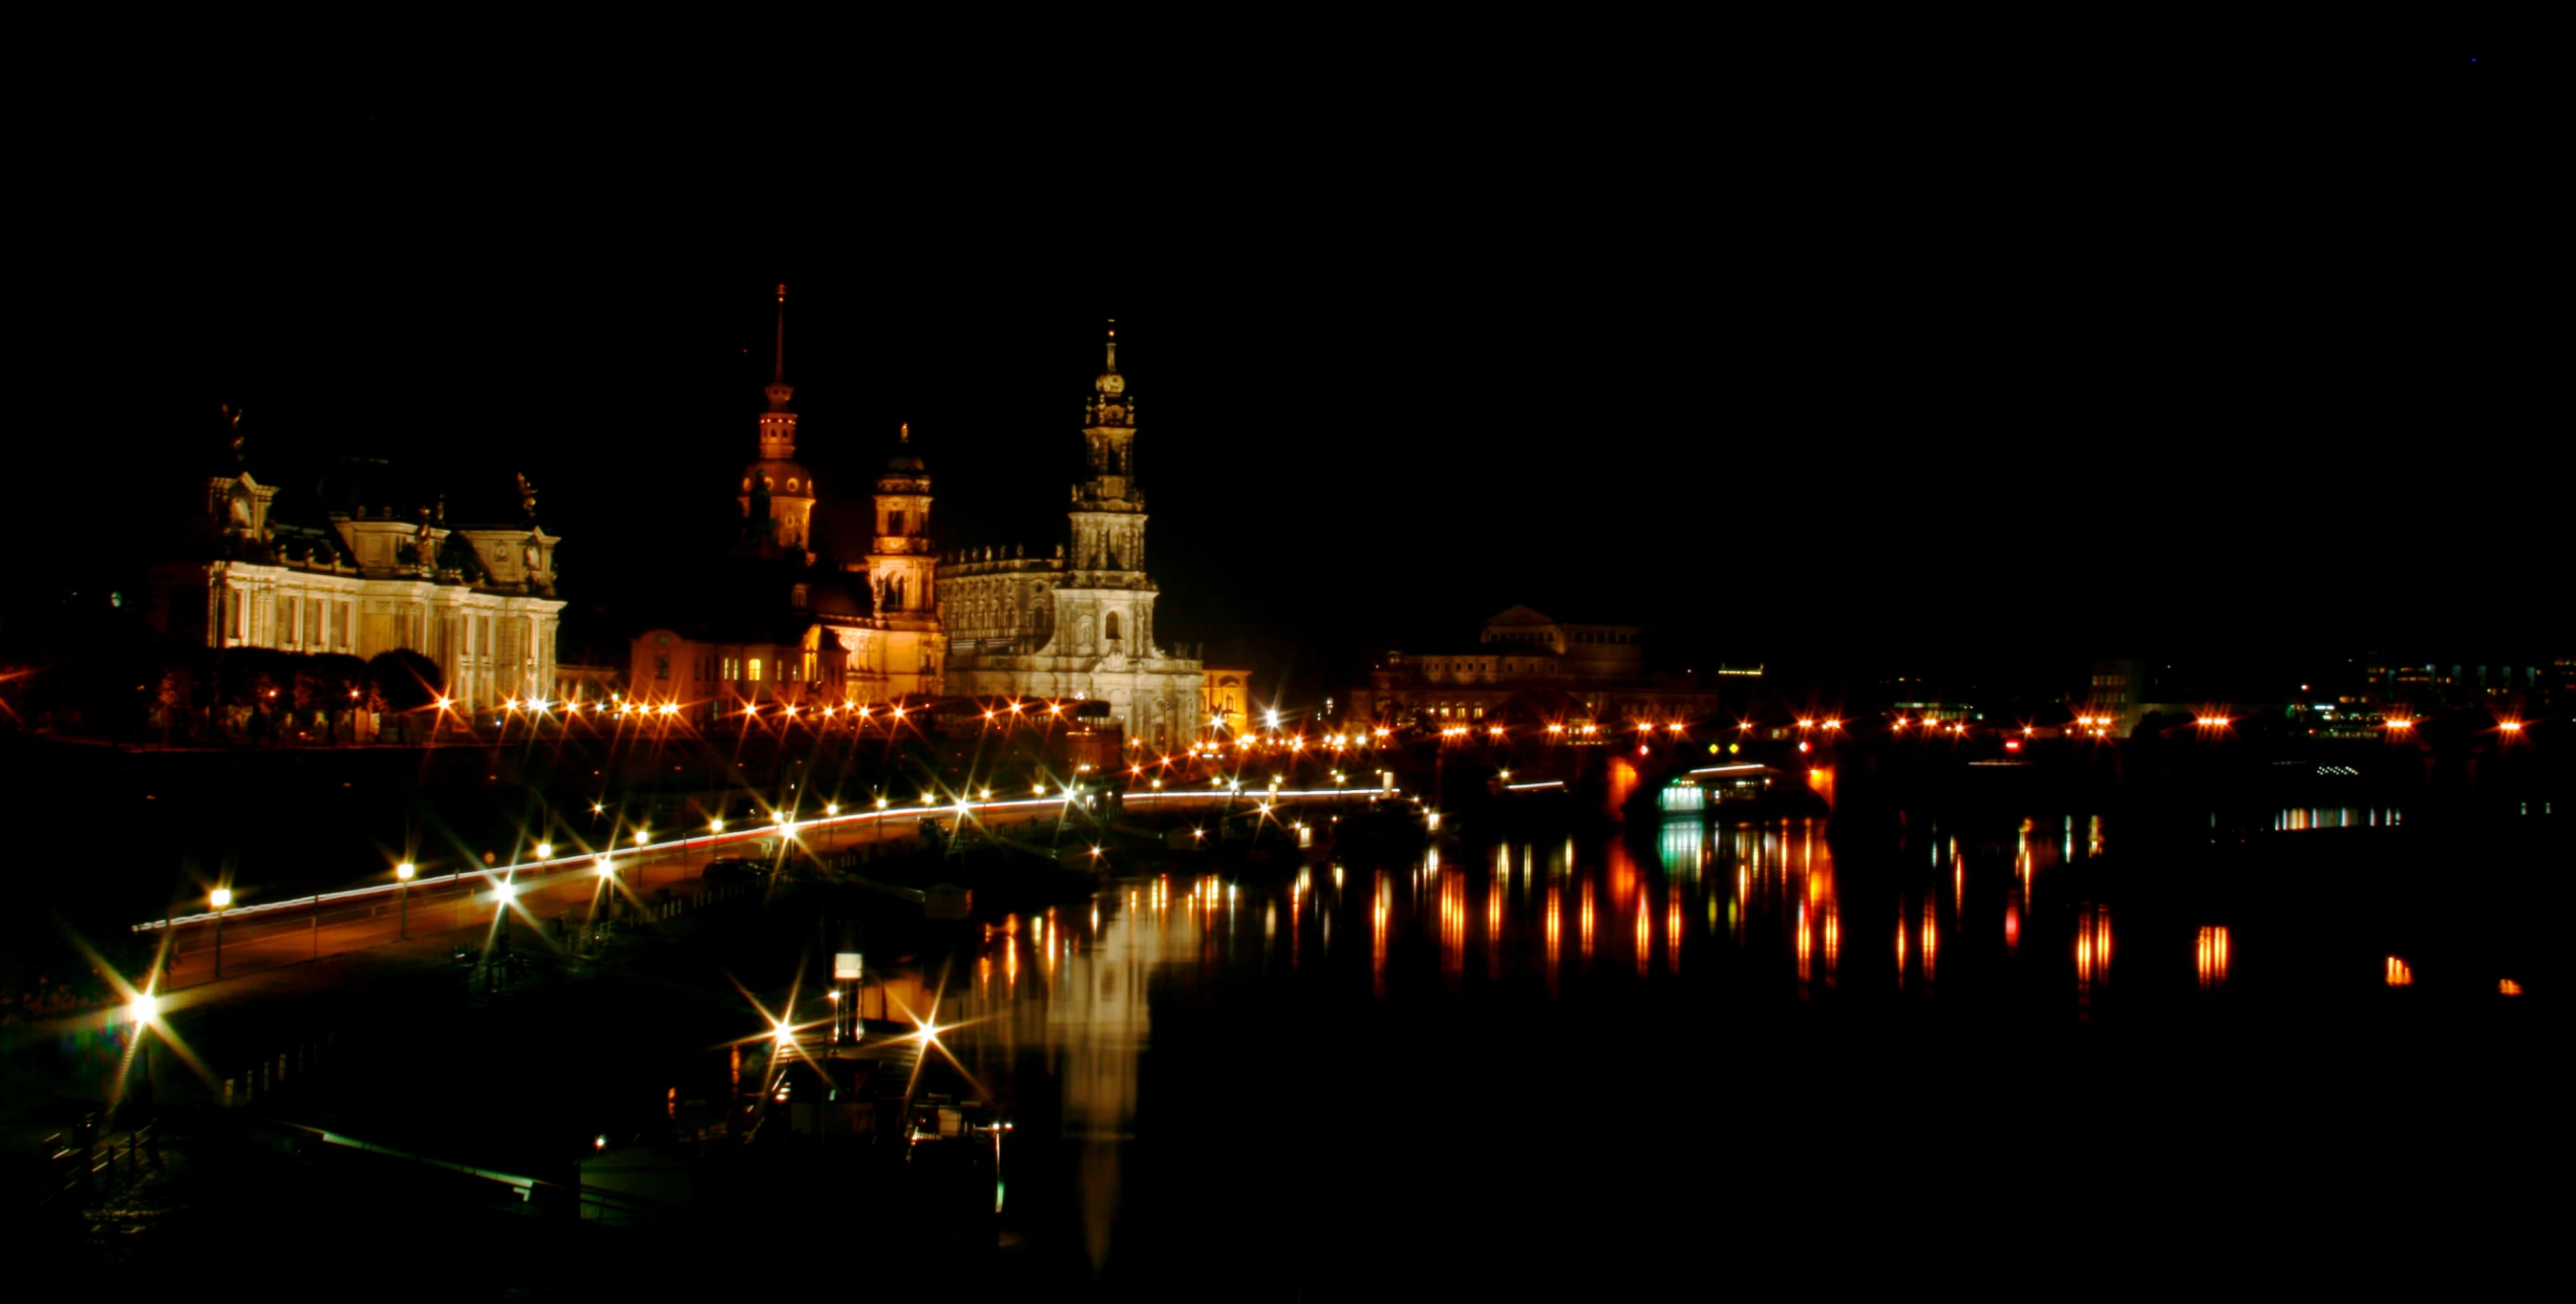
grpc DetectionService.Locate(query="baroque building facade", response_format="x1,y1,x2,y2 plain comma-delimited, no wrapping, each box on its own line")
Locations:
1202,666,1253,737
628,288,945,712
147,463,564,707
1345,606,1722,730
937,326,1204,750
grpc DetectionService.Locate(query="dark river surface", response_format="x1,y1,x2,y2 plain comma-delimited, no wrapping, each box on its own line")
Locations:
137,798,2548,1297
876,802,2557,1293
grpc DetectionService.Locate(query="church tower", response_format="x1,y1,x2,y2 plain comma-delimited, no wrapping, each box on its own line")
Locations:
868,424,936,622
931,317,1198,747
1069,320,1147,579
737,285,816,556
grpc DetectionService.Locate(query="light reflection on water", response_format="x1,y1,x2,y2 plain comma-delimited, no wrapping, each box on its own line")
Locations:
928,806,2487,1268
2277,806,2402,831
944,815,2142,1028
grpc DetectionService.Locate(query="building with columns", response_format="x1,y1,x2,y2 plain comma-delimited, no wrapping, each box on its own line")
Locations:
146,460,565,708
937,325,1205,750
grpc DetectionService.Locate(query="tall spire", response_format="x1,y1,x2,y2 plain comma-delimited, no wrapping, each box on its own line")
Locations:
772,284,788,383
763,285,795,414
1104,317,1118,374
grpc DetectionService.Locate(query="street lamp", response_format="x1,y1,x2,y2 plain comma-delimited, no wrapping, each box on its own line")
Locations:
534,842,553,860
395,862,416,939
209,887,233,979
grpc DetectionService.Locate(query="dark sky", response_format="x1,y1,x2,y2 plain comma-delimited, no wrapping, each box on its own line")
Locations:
22,67,2547,697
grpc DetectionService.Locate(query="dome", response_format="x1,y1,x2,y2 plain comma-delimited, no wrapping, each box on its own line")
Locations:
886,452,926,473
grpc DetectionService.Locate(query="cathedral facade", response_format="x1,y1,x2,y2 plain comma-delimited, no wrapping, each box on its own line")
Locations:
937,327,1204,750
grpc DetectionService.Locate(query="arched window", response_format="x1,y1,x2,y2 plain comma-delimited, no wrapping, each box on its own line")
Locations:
1105,611,1121,641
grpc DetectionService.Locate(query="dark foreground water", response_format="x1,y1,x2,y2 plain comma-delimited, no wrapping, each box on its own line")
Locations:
924,803,2557,1294
57,801,2557,1298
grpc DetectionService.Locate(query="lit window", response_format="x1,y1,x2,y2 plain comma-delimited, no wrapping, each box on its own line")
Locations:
748,658,763,682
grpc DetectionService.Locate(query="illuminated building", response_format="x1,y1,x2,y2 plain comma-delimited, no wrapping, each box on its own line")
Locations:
2079,657,2150,737
936,323,1204,749
628,288,945,710
1345,607,1723,730
146,453,564,710
1202,667,1253,739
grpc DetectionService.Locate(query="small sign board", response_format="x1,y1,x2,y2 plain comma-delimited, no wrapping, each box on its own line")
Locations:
833,951,862,979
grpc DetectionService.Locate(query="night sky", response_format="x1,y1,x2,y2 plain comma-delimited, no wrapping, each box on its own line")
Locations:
21,73,2545,697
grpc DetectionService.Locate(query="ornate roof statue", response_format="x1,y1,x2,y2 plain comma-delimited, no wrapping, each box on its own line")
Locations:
221,403,247,467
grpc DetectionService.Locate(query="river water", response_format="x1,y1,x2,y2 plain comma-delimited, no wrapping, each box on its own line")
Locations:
905,803,2554,1293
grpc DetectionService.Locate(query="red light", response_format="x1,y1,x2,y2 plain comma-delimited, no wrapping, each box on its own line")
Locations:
2005,739,2021,751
